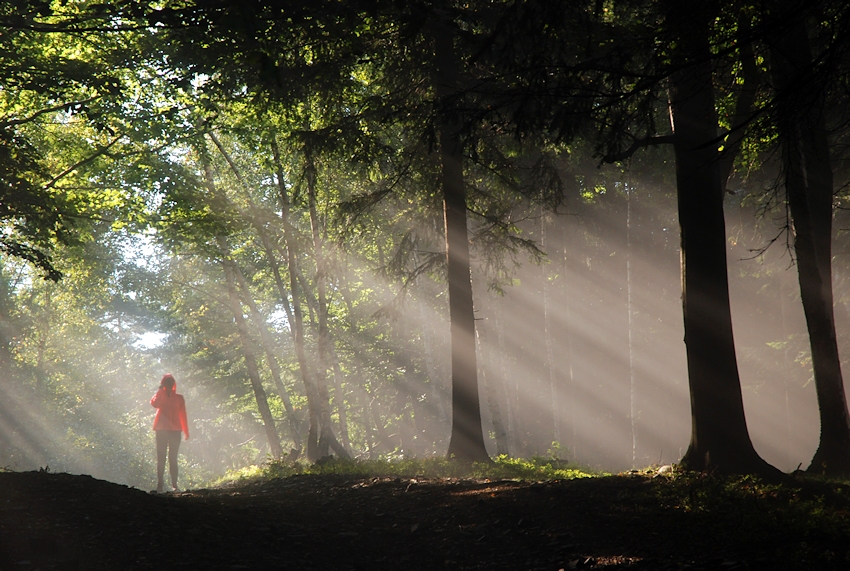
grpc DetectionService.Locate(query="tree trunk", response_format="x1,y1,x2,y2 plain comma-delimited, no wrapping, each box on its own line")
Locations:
767,14,850,476
540,209,560,449
432,22,490,463
199,143,283,459
231,264,302,453
668,3,779,477
208,131,304,456
476,322,509,456
330,356,352,454
271,136,323,461
304,149,349,460
626,183,637,467
220,249,284,460
559,221,578,459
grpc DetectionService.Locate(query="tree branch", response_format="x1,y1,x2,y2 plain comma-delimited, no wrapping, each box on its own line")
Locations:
602,134,676,163
42,134,124,191
0,97,98,128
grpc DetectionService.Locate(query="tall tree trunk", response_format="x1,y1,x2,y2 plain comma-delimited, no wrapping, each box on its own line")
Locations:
626,182,637,467
207,131,303,455
199,143,283,459
767,13,850,475
271,136,322,461
433,22,490,463
540,209,560,449
668,2,778,477
231,265,302,454
476,322,509,456
219,246,284,460
304,149,349,460
560,221,578,459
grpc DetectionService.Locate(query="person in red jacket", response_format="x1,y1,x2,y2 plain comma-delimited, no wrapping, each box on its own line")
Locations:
151,373,189,493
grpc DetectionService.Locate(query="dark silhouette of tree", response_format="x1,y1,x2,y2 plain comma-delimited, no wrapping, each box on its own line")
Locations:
430,16,490,462
665,2,775,476
479,0,780,476
766,0,850,476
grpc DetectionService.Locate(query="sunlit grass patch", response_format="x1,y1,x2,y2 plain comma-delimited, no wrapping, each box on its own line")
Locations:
211,463,269,486
212,454,600,486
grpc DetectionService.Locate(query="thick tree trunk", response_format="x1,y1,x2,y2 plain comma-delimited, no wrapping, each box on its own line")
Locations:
433,24,490,463
767,14,850,476
668,3,778,477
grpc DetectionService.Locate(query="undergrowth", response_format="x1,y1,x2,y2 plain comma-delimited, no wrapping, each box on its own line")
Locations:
647,471,850,567
214,454,598,486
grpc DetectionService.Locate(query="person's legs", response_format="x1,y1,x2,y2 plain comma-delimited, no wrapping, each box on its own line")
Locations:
166,430,182,490
155,430,168,492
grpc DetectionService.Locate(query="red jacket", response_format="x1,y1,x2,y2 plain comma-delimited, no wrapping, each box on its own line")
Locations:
151,385,189,439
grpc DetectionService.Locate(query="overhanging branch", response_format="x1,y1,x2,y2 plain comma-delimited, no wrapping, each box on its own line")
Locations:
603,134,676,163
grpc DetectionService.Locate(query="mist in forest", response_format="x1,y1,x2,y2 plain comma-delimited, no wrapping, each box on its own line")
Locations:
461,184,827,473
282,177,830,474
0,177,837,488
432,179,828,473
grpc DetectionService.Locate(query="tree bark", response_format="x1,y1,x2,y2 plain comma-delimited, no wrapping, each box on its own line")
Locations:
432,21,490,463
668,2,779,477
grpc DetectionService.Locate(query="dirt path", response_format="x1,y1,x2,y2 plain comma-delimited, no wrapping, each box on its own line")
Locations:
0,470,845,570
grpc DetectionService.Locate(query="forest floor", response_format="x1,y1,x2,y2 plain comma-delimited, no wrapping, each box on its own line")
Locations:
1,468,849,571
